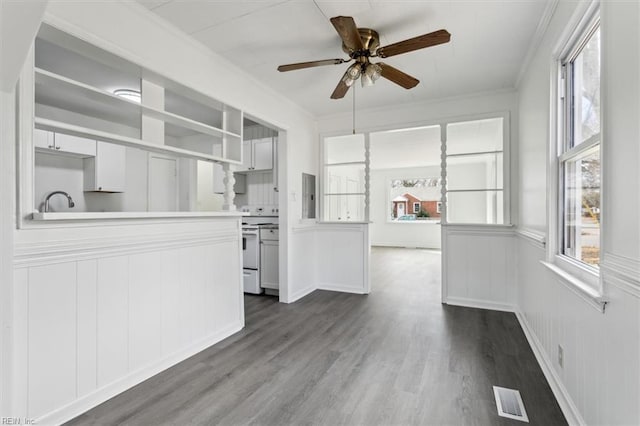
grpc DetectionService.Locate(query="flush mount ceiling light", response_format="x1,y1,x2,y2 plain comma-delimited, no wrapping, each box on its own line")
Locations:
113,89,141,103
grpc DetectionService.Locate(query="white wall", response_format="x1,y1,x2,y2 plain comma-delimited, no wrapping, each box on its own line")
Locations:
370,166,441,249
516,1,640,424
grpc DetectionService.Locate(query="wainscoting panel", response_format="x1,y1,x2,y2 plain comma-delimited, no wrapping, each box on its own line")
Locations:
12,219,244,424
289,226,318,302
316,224,370,294
516,233,640,425
443,225,516,311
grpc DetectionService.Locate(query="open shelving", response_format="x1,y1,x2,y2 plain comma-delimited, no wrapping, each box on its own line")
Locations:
33,24,243,164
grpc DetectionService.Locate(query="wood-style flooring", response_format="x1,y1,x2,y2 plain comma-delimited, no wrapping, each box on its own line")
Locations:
67,247,566,425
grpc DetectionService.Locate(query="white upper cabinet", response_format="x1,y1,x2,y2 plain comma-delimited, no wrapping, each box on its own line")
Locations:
54,133,97,158
238,137,273,172
83,142,126,192
237,140,253,172
34,129,96,158
253,138,273,171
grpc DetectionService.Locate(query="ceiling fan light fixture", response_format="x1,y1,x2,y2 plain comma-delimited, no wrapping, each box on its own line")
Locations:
342,63,362,87
361,63,382,87
361,73,374,87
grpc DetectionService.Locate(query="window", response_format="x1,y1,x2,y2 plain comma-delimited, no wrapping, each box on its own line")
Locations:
322,134,366,222
559,19,601,268
444,116,506,224
388,178,441,222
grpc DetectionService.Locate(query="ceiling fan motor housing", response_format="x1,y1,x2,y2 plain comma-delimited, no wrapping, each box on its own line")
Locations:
342,28,380,57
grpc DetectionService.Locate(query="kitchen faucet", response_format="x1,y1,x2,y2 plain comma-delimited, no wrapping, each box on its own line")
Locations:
44,191,75,212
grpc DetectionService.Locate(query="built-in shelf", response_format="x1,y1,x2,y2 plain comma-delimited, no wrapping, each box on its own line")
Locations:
35,68,242,140
35,117,241,164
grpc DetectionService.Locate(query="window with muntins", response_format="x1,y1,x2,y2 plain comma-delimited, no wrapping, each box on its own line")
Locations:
444,117,506,224
559,20,601,268
322,134,366,222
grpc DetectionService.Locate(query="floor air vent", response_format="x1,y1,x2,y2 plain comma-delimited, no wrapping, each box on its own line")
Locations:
493,386,529,422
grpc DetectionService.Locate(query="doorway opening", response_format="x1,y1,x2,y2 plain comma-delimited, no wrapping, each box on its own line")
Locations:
368,125,442,295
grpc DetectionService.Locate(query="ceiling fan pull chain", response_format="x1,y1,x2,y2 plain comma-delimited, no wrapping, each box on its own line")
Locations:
352,83,356,135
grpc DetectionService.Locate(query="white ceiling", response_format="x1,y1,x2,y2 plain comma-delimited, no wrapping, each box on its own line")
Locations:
138,0,549,117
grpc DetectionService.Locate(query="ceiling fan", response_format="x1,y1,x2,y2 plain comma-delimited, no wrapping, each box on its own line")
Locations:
277,16,451,99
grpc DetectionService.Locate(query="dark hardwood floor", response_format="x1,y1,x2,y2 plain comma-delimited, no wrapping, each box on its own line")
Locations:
67,247,566,426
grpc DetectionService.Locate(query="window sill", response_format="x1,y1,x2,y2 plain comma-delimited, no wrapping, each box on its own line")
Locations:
540,261,608,313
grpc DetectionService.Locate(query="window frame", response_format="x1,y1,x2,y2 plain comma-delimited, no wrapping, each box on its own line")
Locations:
413,202,421,213
442,112,510,225
547,2,603,295
319,133,369,223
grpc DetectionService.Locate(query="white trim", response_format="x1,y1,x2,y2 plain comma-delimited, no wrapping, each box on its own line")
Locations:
14,228,239,268
601,253,640,298
515,0,561,87
444,296,514,313
547,1,603,300
317,283,367,295
287,285,316,304
515,311,585,426
372,243,441,250
34,320,243,426
0,89,17,420
515,228,547,249
540,261,607,312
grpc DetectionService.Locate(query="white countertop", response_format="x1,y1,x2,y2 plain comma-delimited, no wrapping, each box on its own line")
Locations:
32,211,248,221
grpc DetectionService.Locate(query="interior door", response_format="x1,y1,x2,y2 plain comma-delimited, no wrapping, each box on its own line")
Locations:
148,155,177,211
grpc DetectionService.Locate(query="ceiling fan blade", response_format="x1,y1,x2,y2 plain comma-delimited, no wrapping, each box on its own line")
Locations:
330,72,351,99
330,16,364,52
377,29,450,58
379,63,419,89
277,58,346,72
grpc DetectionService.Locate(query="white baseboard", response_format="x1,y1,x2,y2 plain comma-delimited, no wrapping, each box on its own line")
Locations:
515,311,585,426
371,242,441,250
318,283,367,294
445,296,514,312
36,321,243,425
287,284,316,303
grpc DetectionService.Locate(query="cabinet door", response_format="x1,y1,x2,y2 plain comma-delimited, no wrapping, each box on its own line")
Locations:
236,140,252,172
85,142,125,192
54,133,97,158
260,241,279,289
252,138,273,171
34,129,54,150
